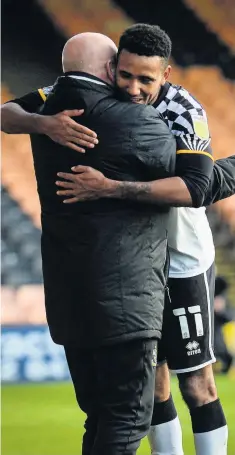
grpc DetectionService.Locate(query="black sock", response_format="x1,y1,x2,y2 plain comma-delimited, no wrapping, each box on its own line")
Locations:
151,394,177,426
190,399,227,433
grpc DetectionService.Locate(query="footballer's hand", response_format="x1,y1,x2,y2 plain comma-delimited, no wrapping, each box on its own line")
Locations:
41,109,98,153
56,165,109,203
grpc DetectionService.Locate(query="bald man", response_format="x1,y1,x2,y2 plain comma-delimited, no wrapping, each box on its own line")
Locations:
62,32,116,76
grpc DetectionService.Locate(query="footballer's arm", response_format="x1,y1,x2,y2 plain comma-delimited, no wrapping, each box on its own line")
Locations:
59,154,235,207
56,108,215,207
56,117,214,208
1,88,97,153
1,90,47,134
204,155,235,205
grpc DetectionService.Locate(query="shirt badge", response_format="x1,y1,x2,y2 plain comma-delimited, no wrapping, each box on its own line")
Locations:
192,115,210,140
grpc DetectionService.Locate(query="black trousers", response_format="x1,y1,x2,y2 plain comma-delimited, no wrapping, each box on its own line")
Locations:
64,339,157,455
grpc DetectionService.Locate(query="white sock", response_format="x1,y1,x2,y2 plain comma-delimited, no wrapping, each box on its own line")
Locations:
191,399,228,455
194,425,228,455
148,417,184,455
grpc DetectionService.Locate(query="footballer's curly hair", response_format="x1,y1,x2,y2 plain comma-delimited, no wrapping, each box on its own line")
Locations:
118,23,172,65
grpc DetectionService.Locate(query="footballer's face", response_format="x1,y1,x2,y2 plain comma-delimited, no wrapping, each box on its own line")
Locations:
116,49,171,105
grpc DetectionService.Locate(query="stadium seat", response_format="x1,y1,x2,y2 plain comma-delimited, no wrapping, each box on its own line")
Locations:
38,0,131,44
183,0,235,52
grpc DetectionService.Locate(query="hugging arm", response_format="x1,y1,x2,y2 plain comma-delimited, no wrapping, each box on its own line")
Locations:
1,88,98,153
56,109,214,208
203,155,235,205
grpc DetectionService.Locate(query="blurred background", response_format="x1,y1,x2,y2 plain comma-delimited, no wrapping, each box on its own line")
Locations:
1,0,235,454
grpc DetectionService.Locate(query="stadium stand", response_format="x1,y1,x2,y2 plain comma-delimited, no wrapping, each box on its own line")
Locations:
38,0,131,44
183,0,235,53
1,180,44,323
1,86,41,228
208,208,235,300
1,185,43,286
1,181,45,322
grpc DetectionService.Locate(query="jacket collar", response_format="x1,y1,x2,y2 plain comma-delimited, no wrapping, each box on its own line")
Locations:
64,71,109,87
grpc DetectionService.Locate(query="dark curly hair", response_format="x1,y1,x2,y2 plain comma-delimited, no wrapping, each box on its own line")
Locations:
118,23,172,64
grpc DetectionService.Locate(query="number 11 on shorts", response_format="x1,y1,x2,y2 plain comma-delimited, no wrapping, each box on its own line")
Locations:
173,305,204,339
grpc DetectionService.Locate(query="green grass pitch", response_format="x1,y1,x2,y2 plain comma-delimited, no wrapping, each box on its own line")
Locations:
2,376,235,455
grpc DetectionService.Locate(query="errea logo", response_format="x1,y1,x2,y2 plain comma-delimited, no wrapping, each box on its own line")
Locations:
186,341,201,356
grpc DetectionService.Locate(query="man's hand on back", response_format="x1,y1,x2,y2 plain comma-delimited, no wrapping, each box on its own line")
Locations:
56,165,111,203
56,166,156,205
40,109,98,153
56,165,193,206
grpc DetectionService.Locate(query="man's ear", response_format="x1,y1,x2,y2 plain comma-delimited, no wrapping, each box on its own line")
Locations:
106,57,116,83
162,65,172,85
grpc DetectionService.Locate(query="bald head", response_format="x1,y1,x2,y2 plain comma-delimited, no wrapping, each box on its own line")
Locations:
62,32,117,84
